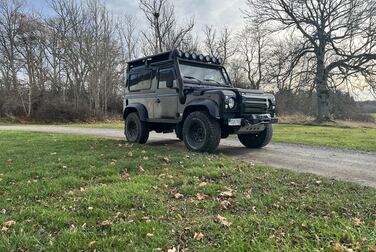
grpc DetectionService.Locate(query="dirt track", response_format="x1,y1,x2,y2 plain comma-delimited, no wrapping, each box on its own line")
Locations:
1,125,375,188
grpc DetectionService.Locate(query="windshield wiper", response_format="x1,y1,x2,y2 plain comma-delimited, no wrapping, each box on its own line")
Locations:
184,75,203,84
204,79,223,85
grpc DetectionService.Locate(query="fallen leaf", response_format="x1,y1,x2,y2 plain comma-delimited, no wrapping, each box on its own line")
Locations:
80,187,86,192
138,165,145,172
196,193,210,201
315,180,322,185
352,218,364,226
120,170,130,179
88,206,93,210
143,156,149,160
3,220,16,227
174,193,184,199
199,182,207,187
219,190,235,198
333,242,344,251
127,152,133,157
167,247,177,252
163,157,170,163
50,152,57,155
216,215,231,227
100,220,112,226
345,249,354,252
89,241,96,246
193,232,204,241
220,200,232,209
146,233,153,238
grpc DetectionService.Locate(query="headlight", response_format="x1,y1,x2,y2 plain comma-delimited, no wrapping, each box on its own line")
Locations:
226,97,236,109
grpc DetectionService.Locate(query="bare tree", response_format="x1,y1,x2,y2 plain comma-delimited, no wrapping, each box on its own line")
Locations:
139,0,194,54
245,0,376,121
203,25,235,64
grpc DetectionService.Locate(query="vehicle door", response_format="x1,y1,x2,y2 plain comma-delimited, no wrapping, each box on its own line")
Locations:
154,67,179,119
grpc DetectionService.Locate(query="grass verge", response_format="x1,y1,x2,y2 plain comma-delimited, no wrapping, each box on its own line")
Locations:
0,131,375,251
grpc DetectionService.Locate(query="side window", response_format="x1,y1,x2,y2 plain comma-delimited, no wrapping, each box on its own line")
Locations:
129,71,152,91
158,68,176,89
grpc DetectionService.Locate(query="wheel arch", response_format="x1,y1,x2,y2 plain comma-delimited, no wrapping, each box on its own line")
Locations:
124,103,148,121
183,99,220,121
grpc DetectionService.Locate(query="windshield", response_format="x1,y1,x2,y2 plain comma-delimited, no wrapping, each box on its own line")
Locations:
179,62,228,85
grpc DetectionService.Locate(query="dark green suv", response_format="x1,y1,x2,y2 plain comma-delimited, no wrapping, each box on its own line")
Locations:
124,50,278,153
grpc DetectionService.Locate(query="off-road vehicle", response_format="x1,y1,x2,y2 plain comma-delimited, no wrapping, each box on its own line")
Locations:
123,50,278,153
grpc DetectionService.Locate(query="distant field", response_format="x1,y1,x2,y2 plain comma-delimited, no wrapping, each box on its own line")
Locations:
371,113,376,119
0,131,375,251
65,121,376,152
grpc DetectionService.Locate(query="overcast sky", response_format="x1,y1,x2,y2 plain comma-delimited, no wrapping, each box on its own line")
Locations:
27,0,248,33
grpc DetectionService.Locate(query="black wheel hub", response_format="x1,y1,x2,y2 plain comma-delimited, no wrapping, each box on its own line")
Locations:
187,120,206,148
126,120,138,141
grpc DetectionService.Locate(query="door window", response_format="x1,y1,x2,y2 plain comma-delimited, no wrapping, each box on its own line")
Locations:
129,71,152,91
158,68,176,89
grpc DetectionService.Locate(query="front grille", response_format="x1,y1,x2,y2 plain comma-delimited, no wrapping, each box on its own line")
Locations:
241,96,268,114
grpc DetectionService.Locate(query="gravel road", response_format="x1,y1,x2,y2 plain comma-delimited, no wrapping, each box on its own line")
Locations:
1,125,375,188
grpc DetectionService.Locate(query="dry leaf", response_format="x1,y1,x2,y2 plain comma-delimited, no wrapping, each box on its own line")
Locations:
80,187,86,192
138,165,145,172
50,152,57,155
3,220,16,227
167,247,177,252
219,190,235,198
333,242,344,251
120,170,130,179
89,241,96,246
174,193,184,199
143,156,149,160
196,193,210,201
216,215,231,227
127,152,133,157
220,200,232,209
100,220,112,226
146,233,153,238
163,157,170,163
193,232,204,241
352,218,363,226
199,181,207,187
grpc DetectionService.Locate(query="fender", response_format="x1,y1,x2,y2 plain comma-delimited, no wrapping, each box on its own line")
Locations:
124,103,148,121
184,99,220,119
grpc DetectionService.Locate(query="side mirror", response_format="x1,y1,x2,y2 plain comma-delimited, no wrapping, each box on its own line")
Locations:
166,77,175,89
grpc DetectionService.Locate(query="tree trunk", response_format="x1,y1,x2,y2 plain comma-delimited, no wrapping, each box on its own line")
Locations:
315,53,330,122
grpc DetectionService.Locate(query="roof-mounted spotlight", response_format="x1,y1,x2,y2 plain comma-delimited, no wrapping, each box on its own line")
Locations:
205,55,211,62
191,53,197,60
177,50,183,58
184,52,191,59
198,54,205,61
217,57,224,65
211,57,217,64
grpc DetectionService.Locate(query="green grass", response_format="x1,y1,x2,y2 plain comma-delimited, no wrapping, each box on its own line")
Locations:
371,113,376,120
0,131,375,251
272,124,376,152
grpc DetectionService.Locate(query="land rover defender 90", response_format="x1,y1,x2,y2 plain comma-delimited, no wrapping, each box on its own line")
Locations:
124,50,278,153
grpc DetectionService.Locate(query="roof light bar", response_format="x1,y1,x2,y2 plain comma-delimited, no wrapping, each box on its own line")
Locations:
175,50,223,65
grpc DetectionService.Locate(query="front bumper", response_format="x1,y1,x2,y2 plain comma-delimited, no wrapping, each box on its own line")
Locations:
227,114,278,126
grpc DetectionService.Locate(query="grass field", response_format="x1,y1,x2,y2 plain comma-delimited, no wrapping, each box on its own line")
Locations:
371,113,376,120
0,131,375,251
65,121,376,152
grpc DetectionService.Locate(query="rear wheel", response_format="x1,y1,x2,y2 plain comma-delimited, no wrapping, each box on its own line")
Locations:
238,124,273,148
125,112,149,144
182,111,221,153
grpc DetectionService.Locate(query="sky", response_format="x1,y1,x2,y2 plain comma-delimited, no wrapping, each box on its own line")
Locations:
27,0,248,33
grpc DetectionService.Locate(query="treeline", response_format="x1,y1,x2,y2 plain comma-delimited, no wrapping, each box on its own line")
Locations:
0,0,375,122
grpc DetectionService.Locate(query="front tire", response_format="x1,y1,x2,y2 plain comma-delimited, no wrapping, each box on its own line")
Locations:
238,124,273,148
182,111,221,153
125,112,149,144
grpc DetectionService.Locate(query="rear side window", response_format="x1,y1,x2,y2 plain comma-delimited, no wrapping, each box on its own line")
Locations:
158,68,177,89
129,71,152,91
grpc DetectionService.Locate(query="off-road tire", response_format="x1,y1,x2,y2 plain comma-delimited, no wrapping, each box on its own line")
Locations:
125,112,149,144
182,111,221,153
175,124,183,141
238,124,273,148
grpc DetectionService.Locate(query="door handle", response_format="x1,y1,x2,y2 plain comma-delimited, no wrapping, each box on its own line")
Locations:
155,98,161,103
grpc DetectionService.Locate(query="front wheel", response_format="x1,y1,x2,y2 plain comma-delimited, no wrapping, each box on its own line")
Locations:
182,111,221,153
125,112,149,144
238,124,273,148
